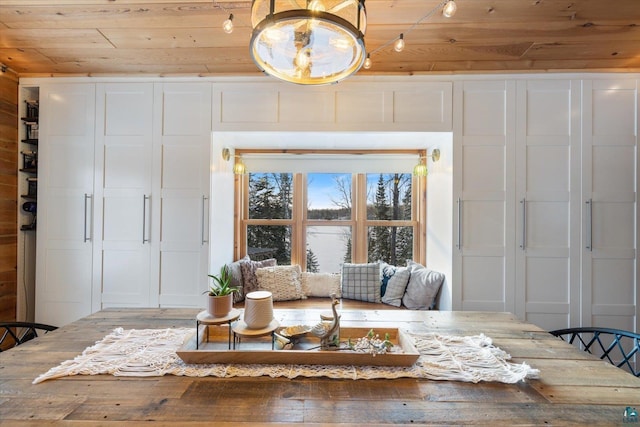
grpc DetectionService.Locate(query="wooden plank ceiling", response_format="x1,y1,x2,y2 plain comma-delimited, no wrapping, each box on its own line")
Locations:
1,0,639,77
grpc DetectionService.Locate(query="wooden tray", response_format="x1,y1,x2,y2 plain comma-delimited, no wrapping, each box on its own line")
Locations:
177,326,420,367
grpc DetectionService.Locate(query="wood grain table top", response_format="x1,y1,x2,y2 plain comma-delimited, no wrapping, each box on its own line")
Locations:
1,307,639,425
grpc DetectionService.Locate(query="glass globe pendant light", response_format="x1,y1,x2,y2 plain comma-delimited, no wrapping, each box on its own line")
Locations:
250,0,367,85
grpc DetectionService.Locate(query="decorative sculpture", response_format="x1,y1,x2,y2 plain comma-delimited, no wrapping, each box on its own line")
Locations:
311,293,340,349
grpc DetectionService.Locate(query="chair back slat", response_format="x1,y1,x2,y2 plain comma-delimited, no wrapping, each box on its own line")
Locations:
550,327,640,377
0,322,58,352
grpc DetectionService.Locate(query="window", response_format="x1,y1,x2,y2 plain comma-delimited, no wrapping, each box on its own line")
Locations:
235,151,426,272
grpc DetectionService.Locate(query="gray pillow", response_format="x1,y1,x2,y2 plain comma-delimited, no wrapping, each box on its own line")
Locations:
240,258,277,296
341,262,381,303
402,261,444,310
227,255,250,303
380,263,411,307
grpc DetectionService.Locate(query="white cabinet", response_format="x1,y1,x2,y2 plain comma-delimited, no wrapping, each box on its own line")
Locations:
35,84,96,326
94,82,212,309
453,80,516,312
154,82,211,307
582,79,638,332
94,83,155,308
454,78,638,333
35,81,212,325
514,80,582,330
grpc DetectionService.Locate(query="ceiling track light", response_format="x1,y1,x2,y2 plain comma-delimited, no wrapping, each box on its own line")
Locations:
363,54,372,69
222,13,234,34
394,33,405,52
443,0,457,18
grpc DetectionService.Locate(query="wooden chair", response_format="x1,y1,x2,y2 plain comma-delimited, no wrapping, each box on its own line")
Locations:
549,327,640,377
0,322,58,352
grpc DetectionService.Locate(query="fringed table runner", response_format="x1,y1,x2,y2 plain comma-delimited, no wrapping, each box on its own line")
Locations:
33,327,538,384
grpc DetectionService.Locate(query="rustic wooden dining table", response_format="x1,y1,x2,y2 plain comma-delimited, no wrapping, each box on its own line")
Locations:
1,307,639,425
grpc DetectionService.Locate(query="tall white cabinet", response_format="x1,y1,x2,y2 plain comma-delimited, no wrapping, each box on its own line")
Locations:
93,83,155,308
452,80,516,313
582,79,638,331
453,78,638,333
36,82,212,325
514,80,582,330
154,83,212,308
35,84,96,326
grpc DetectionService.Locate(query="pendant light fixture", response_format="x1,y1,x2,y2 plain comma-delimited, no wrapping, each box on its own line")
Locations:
249,0,367,85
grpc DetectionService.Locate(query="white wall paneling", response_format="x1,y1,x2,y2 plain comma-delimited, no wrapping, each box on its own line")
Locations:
213,81,452,132
582,79,638,332
514,80,582,331
453,80,516,312
35,84,96,326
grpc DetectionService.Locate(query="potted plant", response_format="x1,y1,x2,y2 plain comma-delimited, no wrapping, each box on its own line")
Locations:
204,265,239,317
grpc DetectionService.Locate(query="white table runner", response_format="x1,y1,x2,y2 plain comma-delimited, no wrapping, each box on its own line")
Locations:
33,327,539,384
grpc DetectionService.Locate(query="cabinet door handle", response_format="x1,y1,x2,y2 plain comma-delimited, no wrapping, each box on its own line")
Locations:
84,193,92,242
201,195,209,245
456,197,462,250
520,199,527,250
142,194,150,244
586,199,593,251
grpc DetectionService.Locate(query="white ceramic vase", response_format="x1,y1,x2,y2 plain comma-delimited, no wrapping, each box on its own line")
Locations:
243,291,273,329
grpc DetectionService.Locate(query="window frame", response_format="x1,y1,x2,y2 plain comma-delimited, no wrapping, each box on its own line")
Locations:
234,149,427,269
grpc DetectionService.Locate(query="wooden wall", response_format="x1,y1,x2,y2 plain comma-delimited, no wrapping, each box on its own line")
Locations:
0,70,18,324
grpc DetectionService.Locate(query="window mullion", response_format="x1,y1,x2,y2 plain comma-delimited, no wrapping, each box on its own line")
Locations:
414,174,427,265
292,173,306,269
235,174,248,260
354,174,367,263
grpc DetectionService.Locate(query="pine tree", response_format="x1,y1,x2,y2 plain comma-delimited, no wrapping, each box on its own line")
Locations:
371,174,391,262
344,237,352,263
306,247,320,272
247,173,291,264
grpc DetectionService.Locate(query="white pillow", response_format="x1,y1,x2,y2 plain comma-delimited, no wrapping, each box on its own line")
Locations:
255,265,306,301
380,263,411,307
301,272,341,298
402,261,445,310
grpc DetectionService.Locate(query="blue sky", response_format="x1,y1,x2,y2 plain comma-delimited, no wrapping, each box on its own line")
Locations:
307,173,350,210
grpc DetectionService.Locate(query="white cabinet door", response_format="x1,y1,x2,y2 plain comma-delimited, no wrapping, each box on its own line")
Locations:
36,83,96,326
153,82,212,307
514,80,582,331
582,79,638,332
94,83,154,308
453,80,516,311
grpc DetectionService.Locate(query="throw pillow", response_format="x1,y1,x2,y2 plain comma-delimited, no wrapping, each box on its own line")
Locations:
227,255,250,303
256,265,306,301
240,258,277,296
301,272,341,298
341,262,381,303
380,263,411,307
402,261,445,310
